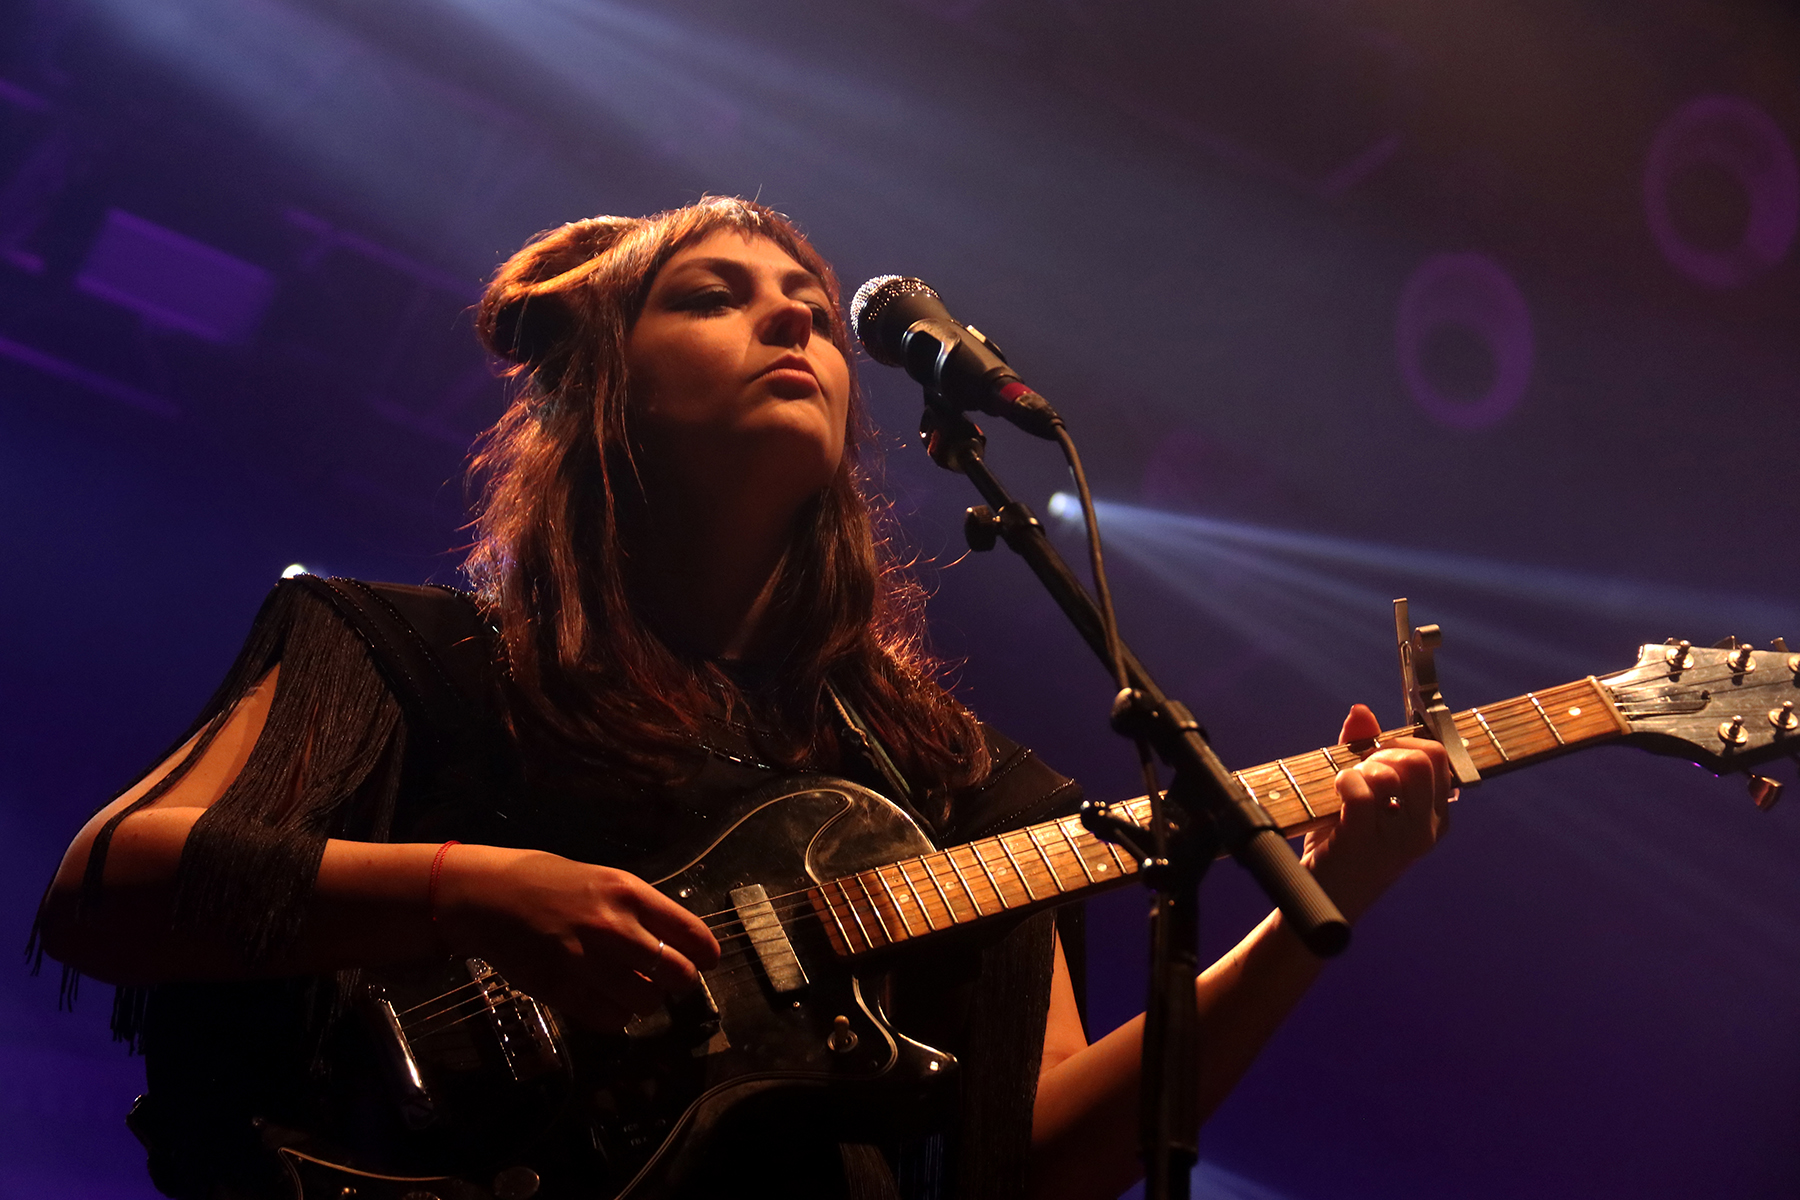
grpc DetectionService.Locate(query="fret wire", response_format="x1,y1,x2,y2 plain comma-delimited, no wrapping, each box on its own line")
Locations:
894,860,937,931
1472,708,1510,761
1302,754,1348,789
966,843,1009,910
943,848,986,917
1283,755,1342,788
915,854,957,926
877,866,916,938
1484,707,1567,746
1025,826,1064,892
834,878,874,952
1523,692,1566,745
996,835,1037,902
821,880,863,954
1056,818,1096,884
1098,812,1136,872
853,873,895,946
1320,744,1345,771
812,887,854,954
1275,758,1317,819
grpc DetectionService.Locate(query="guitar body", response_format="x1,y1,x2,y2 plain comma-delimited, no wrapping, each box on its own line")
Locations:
265,778,958,1200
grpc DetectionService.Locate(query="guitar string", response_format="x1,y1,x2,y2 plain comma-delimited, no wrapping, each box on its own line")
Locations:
691,664,1769,932
693,670,1752,936
693,692,1591,940
397,667,1784,1032
397,977,492,1018
686,692,1578,934
398,980,511,1030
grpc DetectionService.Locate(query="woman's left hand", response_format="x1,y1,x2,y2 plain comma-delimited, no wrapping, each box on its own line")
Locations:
1302,703,1454,923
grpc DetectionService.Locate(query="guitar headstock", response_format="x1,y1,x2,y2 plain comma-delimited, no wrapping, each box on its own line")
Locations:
1602,638,1800,796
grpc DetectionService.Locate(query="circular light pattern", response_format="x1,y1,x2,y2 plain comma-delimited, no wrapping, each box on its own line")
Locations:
1644,95,1798,289
281,563,311,578
1395,252,1534,431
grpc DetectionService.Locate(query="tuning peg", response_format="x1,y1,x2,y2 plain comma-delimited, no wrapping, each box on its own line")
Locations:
1772,637,1790,654
1769,702,1798,734
1730,644,1756,672
1665,640,1695,670
1748,775,1783,811
1712,635,1743,649
1719,714,1748,747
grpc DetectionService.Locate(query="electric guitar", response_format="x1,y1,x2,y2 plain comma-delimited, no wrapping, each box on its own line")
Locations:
257,637,1799,1200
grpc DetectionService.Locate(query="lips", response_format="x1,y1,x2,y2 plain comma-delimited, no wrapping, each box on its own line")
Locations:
757,353,816,382
757,354,821,399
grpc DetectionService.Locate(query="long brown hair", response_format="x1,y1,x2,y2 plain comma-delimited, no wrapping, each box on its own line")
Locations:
466,197,988,813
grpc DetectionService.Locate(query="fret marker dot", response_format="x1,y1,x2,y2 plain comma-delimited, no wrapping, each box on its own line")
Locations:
1568,707,1582,716
1269,789,1283,800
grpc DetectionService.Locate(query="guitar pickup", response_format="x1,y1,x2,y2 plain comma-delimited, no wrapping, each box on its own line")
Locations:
730,884,809,994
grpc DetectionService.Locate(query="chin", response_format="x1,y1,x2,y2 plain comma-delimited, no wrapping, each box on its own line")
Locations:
746,412,845,481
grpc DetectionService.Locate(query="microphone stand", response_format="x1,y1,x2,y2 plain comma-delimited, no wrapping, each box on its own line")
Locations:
916,405,1350,1200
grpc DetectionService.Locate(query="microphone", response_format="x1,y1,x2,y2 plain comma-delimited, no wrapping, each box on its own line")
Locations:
849,275,1063,440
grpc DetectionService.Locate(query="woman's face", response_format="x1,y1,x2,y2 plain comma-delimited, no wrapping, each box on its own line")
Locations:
624,230,851,517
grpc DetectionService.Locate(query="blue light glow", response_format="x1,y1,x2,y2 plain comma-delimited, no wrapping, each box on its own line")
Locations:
1057,496,1800,697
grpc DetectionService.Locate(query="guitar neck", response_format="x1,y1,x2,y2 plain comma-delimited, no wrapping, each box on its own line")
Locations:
811,676,1631,957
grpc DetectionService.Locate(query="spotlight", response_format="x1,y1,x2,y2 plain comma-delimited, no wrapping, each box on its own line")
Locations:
1047,491,1080,521
281,563,312,578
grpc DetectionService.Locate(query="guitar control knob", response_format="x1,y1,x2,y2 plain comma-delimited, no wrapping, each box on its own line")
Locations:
1769,702,1798,733
1666,640,1694,670
828,1014,859,1053
1731,645,1755,672
1718,715,1748,747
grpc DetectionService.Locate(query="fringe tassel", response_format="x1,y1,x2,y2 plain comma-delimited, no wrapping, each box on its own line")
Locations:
173,589,403,967
27,580,409,1047
111,985,150,1051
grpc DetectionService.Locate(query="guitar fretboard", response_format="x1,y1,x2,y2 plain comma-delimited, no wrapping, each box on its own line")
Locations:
809,676,1629,957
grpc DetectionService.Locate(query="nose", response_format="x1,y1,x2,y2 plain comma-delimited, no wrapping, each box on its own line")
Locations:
761,294,814,349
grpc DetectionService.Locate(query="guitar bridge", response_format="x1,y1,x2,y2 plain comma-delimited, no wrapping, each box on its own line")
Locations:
467,958,567,1084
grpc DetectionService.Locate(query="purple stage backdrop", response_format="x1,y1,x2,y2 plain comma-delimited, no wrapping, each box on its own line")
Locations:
3,1,1799,1197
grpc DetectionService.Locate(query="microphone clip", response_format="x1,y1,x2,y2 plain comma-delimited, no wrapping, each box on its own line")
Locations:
919,404,986,475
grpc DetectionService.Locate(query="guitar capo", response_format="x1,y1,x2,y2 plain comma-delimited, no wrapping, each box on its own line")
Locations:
1394,598,1482,788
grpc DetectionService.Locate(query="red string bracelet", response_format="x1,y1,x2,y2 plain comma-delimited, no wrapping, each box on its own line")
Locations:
428,840,461,924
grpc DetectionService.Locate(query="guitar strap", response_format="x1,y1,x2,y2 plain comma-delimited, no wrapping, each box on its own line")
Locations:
825,680,932,827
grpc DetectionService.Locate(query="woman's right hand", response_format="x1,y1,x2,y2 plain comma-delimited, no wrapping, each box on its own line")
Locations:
429,844,721,1030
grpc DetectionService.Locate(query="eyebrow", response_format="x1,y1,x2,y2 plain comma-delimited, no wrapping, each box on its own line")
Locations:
663,255,826,294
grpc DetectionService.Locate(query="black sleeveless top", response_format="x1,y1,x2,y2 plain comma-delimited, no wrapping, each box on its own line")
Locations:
84,579,1085,1200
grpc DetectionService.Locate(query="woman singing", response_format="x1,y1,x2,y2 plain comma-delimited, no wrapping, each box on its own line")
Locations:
39,197,1452,1200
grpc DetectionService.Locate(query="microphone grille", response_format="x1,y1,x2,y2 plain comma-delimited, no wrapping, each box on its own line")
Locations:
850,275,937,366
